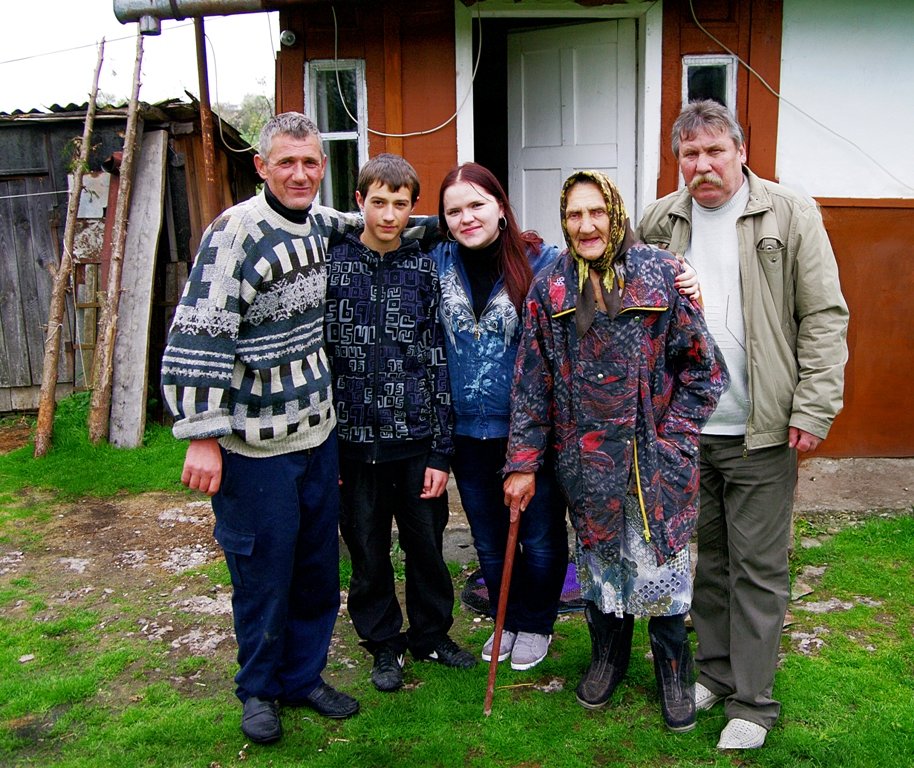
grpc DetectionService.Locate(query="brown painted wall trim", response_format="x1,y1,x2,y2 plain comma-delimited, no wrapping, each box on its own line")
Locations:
816,198,914,209
814,202,914,457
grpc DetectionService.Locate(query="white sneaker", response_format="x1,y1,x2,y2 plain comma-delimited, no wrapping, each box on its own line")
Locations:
717,718,767,749
482,630,516,662
695,681,723,711
510,632,552,670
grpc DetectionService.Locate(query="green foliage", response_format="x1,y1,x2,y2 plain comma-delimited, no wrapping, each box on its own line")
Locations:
217,91,274,149
0,393,186,499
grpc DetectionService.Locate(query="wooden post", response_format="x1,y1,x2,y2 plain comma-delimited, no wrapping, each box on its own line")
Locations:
33,40,105,458
87,31,144,443
195,17,222,224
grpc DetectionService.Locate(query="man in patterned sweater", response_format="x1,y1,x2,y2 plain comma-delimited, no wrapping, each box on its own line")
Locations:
161,113,365,744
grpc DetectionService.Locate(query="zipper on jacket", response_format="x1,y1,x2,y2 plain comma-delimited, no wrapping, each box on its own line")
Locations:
632,437,651,543
454,253,500,341
473,294,501,340
371,255,385,464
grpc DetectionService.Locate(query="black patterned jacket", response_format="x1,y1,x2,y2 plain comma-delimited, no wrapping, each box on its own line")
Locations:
325,232,454,470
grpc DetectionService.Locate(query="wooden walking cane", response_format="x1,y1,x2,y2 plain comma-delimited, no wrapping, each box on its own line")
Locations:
483,508,521,716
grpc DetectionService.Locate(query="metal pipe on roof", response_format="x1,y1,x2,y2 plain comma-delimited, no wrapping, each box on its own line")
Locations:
112,0,299,35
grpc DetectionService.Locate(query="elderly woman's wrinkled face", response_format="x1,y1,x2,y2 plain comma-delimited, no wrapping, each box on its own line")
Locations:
564,182,610,261
442,181,505,250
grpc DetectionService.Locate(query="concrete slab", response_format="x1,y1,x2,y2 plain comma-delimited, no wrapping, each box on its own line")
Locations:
795,457,913,515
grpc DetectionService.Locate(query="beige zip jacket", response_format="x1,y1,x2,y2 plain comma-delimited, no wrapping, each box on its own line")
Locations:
636,168,849,450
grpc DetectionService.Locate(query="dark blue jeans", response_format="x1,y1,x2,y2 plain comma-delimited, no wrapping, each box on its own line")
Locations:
212,432,341,704
451,435,568,635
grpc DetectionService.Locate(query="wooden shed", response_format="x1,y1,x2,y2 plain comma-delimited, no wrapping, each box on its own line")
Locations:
0,99,260,423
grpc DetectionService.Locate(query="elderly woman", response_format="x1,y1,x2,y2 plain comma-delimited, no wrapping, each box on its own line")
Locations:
504,171,728,733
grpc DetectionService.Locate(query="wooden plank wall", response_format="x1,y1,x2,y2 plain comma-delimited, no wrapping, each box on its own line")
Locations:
278,1,457,215
0,174,73,411
110,130,169,448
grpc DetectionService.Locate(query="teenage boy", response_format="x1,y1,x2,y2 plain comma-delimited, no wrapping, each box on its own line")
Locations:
324,154,476,693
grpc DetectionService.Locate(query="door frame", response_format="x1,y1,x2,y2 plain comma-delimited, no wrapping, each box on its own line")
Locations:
453,0,663,219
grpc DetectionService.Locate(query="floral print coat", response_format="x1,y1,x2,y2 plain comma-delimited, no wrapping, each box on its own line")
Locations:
504,246,728,566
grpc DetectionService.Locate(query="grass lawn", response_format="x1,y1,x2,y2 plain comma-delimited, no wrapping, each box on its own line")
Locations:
1,398,912,767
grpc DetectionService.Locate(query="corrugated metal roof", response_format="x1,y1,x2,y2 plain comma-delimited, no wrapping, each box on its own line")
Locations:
0,96,253,154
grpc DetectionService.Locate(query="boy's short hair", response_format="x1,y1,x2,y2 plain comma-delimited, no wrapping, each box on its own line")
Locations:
356,153,420,203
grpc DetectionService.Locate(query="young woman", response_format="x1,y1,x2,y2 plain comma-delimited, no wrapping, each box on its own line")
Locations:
429,162,567,670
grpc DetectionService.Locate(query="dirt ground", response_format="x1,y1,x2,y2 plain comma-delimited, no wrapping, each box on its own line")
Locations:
0,416,33,454
2,488,240,692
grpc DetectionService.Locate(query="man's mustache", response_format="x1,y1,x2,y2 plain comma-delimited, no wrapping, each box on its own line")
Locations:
689,174,723,190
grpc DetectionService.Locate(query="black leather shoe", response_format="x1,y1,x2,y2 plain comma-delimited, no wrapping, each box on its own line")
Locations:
241,696,282,744
298,682,360,719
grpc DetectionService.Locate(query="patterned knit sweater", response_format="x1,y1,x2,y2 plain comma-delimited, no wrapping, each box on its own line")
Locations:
161,190,363,458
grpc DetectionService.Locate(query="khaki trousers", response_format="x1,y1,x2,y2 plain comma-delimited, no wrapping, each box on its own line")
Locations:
691,435,796,730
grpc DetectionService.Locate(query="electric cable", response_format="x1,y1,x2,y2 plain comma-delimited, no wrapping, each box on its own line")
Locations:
329,3,483,139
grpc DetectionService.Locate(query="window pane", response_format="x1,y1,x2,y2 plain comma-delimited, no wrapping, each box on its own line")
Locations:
315,69,358,134
687,65,728,105
320,139,359,211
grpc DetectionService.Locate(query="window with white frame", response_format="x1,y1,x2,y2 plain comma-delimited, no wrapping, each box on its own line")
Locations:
306,59,368,211
682,54,737,110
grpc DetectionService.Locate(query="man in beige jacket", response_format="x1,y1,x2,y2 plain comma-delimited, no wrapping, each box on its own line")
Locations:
637,100,849,750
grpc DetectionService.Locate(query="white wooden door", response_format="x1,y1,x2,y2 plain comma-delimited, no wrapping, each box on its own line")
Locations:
508,20,637,248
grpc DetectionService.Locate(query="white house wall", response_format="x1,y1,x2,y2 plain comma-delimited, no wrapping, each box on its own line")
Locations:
777,0,914,199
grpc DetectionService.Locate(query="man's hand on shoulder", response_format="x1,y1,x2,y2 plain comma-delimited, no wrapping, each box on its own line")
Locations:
182,438,223,496
673,254,701,302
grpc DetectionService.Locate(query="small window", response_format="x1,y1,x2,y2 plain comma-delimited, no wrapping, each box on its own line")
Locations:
682,55,737,111
306,59,368,211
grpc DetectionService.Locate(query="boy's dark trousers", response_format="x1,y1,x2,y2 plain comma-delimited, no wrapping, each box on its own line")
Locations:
339,451,455,658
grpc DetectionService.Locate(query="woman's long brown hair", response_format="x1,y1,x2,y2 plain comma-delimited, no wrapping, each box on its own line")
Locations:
437,163,542,314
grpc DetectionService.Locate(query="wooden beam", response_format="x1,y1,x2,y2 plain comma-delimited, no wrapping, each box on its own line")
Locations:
383,10,404,156
109,130,169,449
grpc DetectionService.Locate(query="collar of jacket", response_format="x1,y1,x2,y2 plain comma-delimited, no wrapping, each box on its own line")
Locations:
550,247,668,319
669,167,774,224
340,229,422,262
